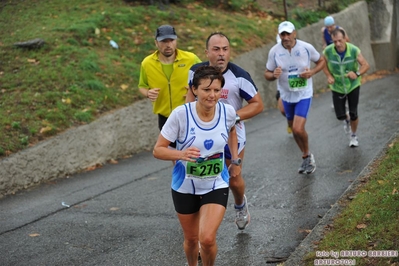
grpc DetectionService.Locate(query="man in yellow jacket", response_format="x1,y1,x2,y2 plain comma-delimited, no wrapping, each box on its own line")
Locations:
323,28,369,147
138,25,201,148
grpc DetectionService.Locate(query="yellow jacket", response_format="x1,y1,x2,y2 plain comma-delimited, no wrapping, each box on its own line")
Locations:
138,49,201,117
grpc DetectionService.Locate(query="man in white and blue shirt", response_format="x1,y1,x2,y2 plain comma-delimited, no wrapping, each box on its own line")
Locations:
264,21,325,175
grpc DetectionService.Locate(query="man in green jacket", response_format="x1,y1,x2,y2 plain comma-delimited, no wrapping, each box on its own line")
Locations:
138,25,201,148
323,28,370,147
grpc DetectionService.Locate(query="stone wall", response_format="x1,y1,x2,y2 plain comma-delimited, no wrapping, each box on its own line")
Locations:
369,0,397,71
234,1,377,110
0,101,158,196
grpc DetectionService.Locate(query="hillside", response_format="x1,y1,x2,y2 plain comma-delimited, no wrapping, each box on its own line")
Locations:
0,0,358,158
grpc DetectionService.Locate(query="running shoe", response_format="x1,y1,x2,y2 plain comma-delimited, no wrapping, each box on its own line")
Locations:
298,158,306,174
343,119,351,134
235,195,250,230
305,154,316,174
298,154,316,174
349,135,359,147
287,125,292,134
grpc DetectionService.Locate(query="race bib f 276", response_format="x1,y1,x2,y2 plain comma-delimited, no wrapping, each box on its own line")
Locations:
186,151,224,181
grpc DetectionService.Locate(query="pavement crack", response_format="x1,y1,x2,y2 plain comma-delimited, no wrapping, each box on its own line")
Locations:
0,165,171,236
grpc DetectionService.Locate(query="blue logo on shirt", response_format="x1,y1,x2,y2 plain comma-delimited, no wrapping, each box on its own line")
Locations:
204,139,214,150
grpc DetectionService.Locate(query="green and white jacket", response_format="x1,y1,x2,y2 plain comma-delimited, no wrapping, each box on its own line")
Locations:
323,42,361,94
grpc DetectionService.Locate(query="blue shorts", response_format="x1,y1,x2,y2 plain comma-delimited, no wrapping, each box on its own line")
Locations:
282,98,312,121
224,142,245,160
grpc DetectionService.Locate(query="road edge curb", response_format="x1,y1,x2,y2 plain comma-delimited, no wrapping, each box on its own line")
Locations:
283,131,399,266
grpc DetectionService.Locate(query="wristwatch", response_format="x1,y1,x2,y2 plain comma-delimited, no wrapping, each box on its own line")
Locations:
231,158,242,166
355,71,361,77
235,114,241,124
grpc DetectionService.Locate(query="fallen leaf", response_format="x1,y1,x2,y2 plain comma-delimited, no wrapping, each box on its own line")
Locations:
41,120,51,126
392,188,398,195
40,126,52,134
356,223,367,229
377,180,385,184
86,163,103,171
109,159,118,164
298,229,312,234
133,37,143,45
62,98,71,104
29,233,40,237
324,224,334,229
86,165,97,171
120,84,128,91
27,58,36,63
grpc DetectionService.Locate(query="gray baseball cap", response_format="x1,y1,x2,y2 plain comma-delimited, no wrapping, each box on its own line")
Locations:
155,25,177,41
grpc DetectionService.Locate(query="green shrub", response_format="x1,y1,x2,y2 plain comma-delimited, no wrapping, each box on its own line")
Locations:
85,80,106,91
20,135,29,146
74,110,93,123
11,121,21,130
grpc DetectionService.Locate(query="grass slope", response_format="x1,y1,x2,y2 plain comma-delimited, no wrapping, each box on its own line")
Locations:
300,137,399,266
0,0,277,156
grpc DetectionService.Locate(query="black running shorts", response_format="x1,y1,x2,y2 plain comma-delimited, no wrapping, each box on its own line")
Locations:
171,188,229,214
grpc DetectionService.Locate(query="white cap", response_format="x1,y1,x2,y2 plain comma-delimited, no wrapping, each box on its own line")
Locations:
278,21,295,34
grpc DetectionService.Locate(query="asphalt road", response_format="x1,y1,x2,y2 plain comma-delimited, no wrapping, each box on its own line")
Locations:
1,74,398,266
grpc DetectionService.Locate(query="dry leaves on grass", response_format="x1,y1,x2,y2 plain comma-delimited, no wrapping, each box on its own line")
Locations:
40,126,53,134
356,223,367,229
